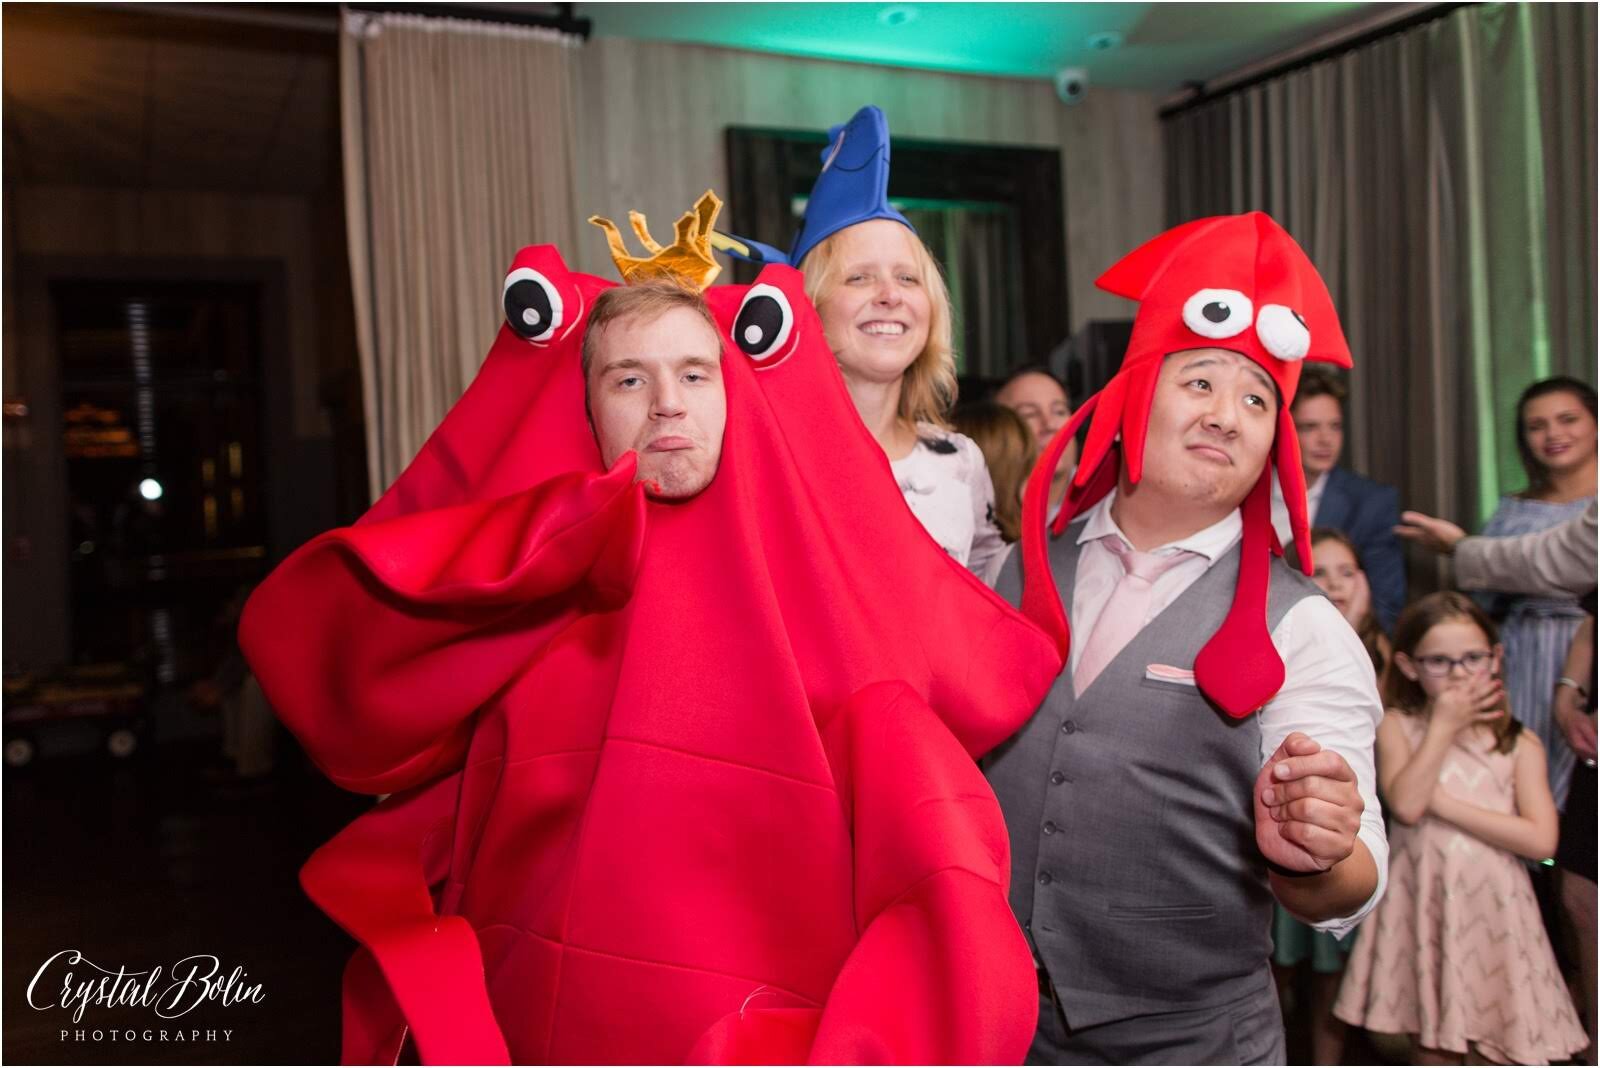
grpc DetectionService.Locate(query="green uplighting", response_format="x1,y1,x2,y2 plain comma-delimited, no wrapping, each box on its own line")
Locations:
575,3,1377,88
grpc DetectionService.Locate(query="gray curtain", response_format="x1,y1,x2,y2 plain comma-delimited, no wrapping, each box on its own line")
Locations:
901,205,1026,382
1165,3,1597,543
342,10,582,502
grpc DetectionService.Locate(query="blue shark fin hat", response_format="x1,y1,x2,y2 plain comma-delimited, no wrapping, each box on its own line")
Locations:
711,105,914,267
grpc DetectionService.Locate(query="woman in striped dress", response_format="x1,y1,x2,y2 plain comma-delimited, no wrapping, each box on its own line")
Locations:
1477,376,1596,809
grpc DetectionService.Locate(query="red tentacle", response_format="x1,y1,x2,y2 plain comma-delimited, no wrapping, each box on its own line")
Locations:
1274,405,1313,575
1071,375,1128,492
1193,469,1286,718
1118,362,1161,488
1021,393,1101,659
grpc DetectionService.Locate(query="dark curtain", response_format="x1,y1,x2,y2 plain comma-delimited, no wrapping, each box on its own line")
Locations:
903,205,1026,383
1165,3,1596,541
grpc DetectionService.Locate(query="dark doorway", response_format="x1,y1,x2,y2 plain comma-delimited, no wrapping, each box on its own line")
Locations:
54,280,269,689
725,127,1067,382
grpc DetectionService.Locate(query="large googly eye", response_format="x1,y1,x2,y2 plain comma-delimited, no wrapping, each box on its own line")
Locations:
1255,304,1310,361
503,267,563,343
732,284,794,364
1181,288,1253,340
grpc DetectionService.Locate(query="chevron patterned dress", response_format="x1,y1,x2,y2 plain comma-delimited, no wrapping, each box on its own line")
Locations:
1334,715,1587,1063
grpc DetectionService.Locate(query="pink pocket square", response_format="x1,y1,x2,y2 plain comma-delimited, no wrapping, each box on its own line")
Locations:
1144,664,1198,685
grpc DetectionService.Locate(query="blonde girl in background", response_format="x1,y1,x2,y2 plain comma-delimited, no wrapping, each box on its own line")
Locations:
1310,527,1392,674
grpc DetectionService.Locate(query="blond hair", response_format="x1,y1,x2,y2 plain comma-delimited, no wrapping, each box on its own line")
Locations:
581,280,719,379
951,401,1037,542
800,226,959,429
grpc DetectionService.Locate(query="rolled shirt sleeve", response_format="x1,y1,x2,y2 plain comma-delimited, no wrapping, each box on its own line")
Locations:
1454,500,1598,598
1261,593,1389,938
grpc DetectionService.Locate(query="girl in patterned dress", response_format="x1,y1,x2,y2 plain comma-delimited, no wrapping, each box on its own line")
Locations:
1334,593,1587,1064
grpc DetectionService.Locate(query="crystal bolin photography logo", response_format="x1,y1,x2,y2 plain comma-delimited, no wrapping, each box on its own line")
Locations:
28,949,265,1044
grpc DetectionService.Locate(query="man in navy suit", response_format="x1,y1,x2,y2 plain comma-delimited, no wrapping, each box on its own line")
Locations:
1272,368,1406,629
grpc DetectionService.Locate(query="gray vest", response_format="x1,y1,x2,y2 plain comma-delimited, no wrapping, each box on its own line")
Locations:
985,527,1319,1028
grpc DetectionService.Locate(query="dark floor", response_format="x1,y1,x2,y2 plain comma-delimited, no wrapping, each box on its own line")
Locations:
4,719,1568,1067
3,727,368,1065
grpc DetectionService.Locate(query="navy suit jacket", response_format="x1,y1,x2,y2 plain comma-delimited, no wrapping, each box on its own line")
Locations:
1315,465,1406,631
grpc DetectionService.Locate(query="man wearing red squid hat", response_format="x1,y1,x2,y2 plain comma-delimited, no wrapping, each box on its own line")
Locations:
985,213,1388,1063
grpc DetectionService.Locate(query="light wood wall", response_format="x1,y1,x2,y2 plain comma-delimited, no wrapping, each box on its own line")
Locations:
571,38,1166,337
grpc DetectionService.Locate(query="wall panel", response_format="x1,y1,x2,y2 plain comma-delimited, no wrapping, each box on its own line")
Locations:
572,38,1165,336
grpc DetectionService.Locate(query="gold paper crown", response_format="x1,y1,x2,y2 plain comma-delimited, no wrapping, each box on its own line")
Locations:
589,190,724,292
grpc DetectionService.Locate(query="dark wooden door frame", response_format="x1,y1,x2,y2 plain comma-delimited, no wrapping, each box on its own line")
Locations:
724,126,1068,367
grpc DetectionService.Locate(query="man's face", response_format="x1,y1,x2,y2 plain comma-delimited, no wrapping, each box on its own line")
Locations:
587,306,727,500
1292,392,1344,479
1135,348,1277,511
996,372,1072,451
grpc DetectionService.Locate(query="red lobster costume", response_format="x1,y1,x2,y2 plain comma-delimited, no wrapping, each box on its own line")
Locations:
1020,211,1354,716
240,227,1060,1062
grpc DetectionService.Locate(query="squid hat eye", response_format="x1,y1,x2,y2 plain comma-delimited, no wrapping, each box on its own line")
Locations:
503,267,564,343
1181,288,1253,340
1255,304,1310,361
732,283,794,363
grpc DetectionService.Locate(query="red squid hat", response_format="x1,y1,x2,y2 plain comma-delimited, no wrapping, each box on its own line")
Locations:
1021,212,1352,717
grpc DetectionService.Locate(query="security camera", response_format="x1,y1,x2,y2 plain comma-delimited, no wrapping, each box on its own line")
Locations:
1054,67,1089,105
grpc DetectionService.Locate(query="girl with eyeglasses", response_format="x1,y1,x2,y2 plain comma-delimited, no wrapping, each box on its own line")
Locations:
1333,592,1585,1065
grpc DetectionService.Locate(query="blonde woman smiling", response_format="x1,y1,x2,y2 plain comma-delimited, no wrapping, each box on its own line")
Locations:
720,105,1005,583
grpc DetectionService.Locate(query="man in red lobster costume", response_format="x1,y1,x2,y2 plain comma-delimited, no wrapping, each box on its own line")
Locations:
984,213,1388,1063
239,192,1060,1064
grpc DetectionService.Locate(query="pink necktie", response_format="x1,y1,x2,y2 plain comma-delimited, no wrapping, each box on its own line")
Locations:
1074,537,1193,694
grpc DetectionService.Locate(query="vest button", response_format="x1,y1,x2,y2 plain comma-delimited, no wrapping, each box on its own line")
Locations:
1060,720,1077,735
1050,771,1065,785
1042,821,1058,835
1038,871,1053,886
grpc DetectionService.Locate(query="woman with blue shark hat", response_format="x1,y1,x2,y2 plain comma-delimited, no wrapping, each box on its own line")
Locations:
717,106,1008,584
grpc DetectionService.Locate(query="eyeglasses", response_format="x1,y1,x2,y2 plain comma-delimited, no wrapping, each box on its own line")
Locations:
1413,651,1495,678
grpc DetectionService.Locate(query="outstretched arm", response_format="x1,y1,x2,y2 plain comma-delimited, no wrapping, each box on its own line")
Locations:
1397,502,1598,598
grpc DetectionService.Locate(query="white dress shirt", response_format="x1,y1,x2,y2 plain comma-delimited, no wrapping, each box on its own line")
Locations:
1073,491,1388,937
1269,467,1330,548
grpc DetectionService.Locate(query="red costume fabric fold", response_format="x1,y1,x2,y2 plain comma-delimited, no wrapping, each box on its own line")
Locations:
241,249,1061,1064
